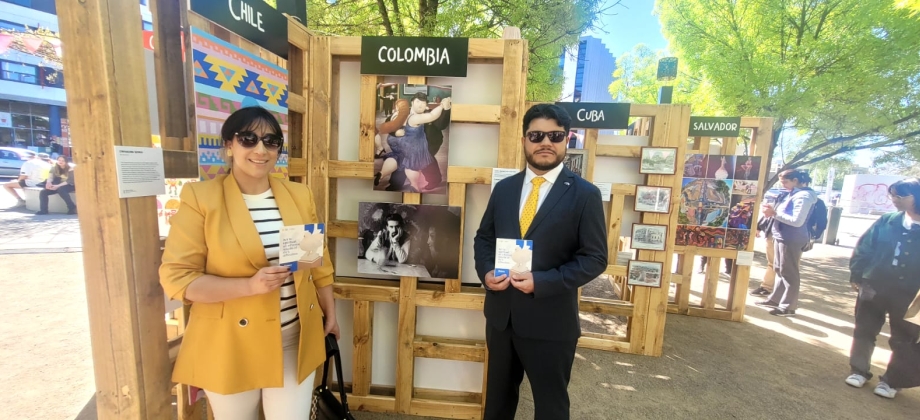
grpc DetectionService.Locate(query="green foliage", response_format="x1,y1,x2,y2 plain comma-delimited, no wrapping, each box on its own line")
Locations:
306,0,612,101
655,0,920,185
808,157,857,190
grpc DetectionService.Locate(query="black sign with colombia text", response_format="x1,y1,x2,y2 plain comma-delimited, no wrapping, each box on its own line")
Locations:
689,116,742,137
361,37,469,77
190,0,289,58
554,102,630,129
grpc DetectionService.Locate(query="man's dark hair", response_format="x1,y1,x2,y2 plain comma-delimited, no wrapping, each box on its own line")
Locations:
522,104,572,135
411,92,428,104
890,178,920,213
386,213,405,225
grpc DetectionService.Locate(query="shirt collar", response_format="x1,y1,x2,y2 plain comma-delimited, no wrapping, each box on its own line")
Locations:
902,212,918,230
524,163,564,186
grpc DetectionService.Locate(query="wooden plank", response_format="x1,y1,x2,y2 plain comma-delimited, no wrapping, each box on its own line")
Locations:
348,395,398,413
629,104,660,118
603,264,627,278
579,297,635,317
408,76,427,85
330,37,361,56
413,335,486,362
352,301,374,396
327,220,358,239
57,0,172,418
287,17,309,50
288,158,307,177
310,36,332,221
415,290,485,310
611,183,638,195
674,246,739,258
395,275,418,414
446,183,466,293
359,76,379,162
404,192,422,205
577,336,632,353
447,166,498,184
329,160,374,179
414,388,481,404
702,259,721,310
333,281,399,303
452,104,501,124
480,345,489,420
596,144,641,158
678,252,694,314
287,92,307,114
162,150,199,179
287,39,306,169
607,194,626,257
497,39,525,169
149,0,190,146
583,129,599,181
410,399,482,420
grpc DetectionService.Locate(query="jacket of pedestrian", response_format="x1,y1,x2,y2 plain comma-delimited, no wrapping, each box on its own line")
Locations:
771,187,818,243
850,212,920,295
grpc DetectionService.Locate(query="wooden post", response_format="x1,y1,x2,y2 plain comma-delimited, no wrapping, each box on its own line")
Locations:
56,0,171,418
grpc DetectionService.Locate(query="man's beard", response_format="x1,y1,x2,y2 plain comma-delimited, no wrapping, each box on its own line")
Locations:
525,149,564,172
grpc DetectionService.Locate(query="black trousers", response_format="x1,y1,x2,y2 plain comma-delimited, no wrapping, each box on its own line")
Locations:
39,184,76,212
484,323,578,420
849,282,920,388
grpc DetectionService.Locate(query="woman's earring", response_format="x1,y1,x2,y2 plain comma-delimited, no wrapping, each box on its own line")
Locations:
227,150,233,157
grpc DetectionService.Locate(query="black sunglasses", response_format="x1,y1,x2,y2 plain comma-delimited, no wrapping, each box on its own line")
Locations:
235,131,284,151
525,130,567,143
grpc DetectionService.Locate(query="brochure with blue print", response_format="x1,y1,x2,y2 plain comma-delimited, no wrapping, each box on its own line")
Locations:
494,238,533,277
279,223,325,271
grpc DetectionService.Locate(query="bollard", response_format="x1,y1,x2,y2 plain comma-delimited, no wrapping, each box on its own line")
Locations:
824,206,843,245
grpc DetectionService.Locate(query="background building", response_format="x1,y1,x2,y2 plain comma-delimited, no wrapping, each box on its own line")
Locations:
572,36,616,103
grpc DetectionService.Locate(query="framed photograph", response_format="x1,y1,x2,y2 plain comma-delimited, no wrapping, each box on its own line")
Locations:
634,186,672,214
639,147,678,175
562,148,587,178
631,223,668,251
627,260,664,288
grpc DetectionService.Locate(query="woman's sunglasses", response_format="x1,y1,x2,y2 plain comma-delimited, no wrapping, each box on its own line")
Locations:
235,131,284,151
525,130,567,143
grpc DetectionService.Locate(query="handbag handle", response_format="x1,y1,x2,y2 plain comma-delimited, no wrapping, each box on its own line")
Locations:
322,333,351,413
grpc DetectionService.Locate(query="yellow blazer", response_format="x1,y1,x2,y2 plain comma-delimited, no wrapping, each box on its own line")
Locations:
160,174,334,395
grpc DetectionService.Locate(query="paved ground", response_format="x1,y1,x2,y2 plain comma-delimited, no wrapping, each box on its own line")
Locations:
2,193,918,419
0,180,82,253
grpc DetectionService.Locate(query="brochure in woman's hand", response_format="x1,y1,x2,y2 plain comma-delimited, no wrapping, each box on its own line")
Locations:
279,223,325,271
495,238,533,277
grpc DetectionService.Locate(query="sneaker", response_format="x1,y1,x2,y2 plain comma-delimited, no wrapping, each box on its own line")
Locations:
15,199,26,207
769,308,796,316
874,382,898,399
750,287,771,296
35,210,48,215
845,374,867,388
755,300,779,307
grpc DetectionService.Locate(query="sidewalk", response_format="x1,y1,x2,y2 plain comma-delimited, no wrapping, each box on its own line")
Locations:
0,190,82,254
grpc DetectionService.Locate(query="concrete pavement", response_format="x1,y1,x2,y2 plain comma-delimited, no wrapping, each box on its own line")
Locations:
0,181,82,254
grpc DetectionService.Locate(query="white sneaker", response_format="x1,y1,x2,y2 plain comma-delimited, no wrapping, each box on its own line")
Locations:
874,382,898,399
845,374,867,388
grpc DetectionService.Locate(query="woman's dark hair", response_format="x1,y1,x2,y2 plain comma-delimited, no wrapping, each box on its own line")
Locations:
220,106,283,147
522,104,572,135
779,169,812,185
889,178,920,213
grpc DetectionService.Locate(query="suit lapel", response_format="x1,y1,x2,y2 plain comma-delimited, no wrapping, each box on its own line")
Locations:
223,174,269,269
524,168,574,238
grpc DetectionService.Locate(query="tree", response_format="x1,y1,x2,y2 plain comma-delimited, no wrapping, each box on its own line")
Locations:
608,43,722,115
655,0,920,189
306,0,616,101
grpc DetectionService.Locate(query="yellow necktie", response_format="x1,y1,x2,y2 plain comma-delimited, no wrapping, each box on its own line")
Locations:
521,177,546,236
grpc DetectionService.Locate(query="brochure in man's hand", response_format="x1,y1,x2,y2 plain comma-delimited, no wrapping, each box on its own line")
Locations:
494,238,533,277
279,223,325,271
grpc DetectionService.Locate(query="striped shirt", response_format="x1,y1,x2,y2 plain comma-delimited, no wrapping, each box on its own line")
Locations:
242,189,299,334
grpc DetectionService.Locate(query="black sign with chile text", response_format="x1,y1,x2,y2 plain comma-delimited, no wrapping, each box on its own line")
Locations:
689,116,742,137
554,102,630,129
361,37,469,77
190,0,289,58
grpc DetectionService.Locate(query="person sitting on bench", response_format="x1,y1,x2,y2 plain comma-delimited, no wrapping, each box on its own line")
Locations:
37,156,76,215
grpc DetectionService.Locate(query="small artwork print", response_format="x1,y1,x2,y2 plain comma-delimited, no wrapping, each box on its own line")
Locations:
563,149,587,178
627,260,664,288
675,225,727,248
374,83,452,194
679,178,733,226
732,180,759,196
724,229,751,250
728,195,756,230
279,224,325,271
358,202,462,279
635,186,672,213
683,154,707,178
733,156,761,181
705,155,736,180
639,147,678,174
631,224,668,251
495,239,533,277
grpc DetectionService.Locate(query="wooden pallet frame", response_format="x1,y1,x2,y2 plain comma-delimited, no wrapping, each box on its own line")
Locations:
666,118,774,322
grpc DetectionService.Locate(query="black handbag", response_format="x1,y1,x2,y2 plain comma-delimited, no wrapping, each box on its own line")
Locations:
310,334,356,420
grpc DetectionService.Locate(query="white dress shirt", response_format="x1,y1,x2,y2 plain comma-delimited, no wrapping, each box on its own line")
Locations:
519,163,565,219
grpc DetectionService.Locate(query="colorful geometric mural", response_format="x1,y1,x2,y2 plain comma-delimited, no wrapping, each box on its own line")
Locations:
190,26,289,180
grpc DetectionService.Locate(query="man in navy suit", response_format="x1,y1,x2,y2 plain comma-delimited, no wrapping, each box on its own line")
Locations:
474,104,608,420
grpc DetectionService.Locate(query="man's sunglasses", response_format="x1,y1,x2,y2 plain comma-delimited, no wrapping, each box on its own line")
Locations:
235,131,284,151
525,130,567,143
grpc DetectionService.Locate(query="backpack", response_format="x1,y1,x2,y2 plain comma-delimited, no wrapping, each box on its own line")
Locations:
807,198,828,240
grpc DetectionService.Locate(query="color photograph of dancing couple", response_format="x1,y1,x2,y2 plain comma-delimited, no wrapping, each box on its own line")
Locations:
374,83,452,194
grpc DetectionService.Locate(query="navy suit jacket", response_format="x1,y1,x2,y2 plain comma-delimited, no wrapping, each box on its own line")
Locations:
473,166,608,341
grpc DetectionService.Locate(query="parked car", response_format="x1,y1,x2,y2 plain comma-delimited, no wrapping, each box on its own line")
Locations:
0,147,36,178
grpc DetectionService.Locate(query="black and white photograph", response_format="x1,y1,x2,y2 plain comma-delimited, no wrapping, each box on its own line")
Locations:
357,202,462,279
631,223,668,251
562,148,587,178
627,260,664,288
634,186,672,214
639,147,678,175
373,83,452,194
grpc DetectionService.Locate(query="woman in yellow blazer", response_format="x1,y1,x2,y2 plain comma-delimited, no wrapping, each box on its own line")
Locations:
160,107,337,419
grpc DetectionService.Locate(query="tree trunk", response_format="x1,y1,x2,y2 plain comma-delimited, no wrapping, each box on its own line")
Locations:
377,0,394,36
762,117,785,195
418,0,439,36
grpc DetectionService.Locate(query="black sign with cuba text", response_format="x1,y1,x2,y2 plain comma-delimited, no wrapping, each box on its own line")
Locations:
190,0,289,58
553,102,630,129
361,37,469,77
689,116,742,137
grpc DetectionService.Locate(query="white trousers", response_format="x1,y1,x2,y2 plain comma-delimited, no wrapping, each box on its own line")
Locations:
205,330,316,420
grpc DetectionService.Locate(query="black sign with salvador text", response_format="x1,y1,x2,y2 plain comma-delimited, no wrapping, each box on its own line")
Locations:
689,116,742,137
554,102,630,129
360,37,469,77
190,0,289,58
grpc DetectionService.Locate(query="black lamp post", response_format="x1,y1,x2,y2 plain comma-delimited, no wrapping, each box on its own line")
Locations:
657,57,678,104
